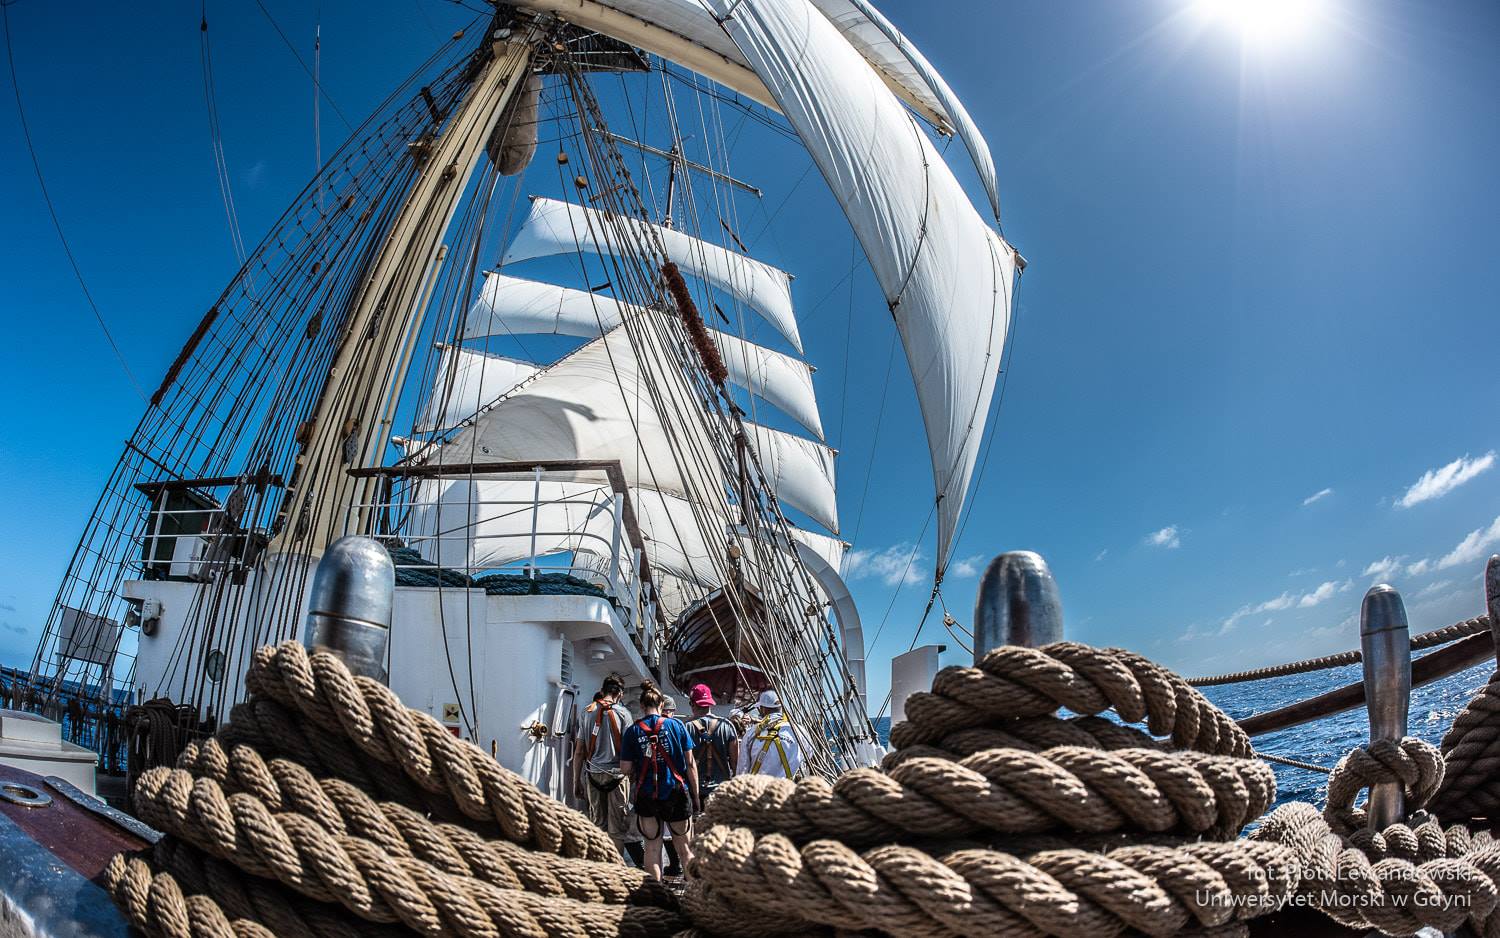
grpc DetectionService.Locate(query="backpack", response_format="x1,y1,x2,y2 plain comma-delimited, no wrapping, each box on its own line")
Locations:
691,715,731,783
632,715,684,798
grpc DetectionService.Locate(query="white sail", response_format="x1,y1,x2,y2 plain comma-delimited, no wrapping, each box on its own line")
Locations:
409,475,732,589
426,322,839,531
502,197,803,352
812,0,1001,222
512,0,957,132
707,0,1018,573
416,344,538,433
465,274,824,438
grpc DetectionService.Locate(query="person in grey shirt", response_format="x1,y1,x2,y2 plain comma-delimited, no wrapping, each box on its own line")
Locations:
573,675,634,854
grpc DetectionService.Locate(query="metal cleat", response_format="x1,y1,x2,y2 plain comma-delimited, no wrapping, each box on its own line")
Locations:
972,551,1064,663
1361,584,1411,829
303,535,396,683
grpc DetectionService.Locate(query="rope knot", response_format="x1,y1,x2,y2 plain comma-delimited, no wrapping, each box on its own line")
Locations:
1324,737,1445,834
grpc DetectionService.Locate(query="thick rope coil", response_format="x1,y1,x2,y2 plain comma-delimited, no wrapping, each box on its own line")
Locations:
1252,802,1500,936
1322,737,1445,835
131,766,683,938
705,747,1274,845
105,853,274,938
893,642,1251,758
1431,673,1500,823
244,641,617,862
691,823,1297,938
175,736,673,908
882,715,1163,768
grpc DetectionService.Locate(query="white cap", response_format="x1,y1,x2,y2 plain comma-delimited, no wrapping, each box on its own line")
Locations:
757,689,781,710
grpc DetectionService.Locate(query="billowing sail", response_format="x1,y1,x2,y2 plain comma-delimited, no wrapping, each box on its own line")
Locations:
417,344,538,433
707,0,1018,573
426,322,839,531
513,0,957,135
409,476,732,588
502,197,802,352
465,274,824,437
812,0,1000,222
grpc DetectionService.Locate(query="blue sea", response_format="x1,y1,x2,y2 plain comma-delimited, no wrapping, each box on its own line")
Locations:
873,659,1495,809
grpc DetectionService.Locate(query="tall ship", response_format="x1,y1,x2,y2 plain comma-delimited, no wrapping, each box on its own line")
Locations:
13,0,1018,798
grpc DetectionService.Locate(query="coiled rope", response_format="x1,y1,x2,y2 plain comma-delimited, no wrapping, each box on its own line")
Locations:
105,638,1500,937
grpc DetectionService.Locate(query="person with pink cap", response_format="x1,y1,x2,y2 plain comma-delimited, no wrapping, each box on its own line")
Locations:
683,683,738,805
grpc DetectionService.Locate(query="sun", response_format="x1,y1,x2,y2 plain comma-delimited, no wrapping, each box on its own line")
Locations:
1195,0,1326,45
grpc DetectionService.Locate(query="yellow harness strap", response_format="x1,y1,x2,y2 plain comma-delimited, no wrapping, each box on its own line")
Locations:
749,712,792,777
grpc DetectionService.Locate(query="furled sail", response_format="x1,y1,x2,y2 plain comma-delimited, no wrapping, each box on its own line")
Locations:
706,0,1018,573
417,344,539,433
501,197,802,352
425,322,839,531
465,274,824,437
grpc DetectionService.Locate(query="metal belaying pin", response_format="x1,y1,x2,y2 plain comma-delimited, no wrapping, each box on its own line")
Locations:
972,551,1064,663
1486,555,1500,667
1361,583,1411,829
303,535,395,683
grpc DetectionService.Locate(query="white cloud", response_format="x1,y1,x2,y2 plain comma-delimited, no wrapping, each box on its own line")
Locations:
1406,558,1432,577
1094,549,1109,562
1218,579,1352,634
948,554,985,579
1302,487,1334,507
1362,556,1405,581
1417,579,1454,597
845,542,928,587
1434,514,1500,572
1145,525,1181,549
1396,451,1495,509
1296,579,1351,608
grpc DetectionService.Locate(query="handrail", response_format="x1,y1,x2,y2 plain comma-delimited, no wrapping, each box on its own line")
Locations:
345,459,669,632
1238,632,1494,737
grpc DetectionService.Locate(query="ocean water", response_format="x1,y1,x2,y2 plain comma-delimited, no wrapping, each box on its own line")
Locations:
874,659,1496,809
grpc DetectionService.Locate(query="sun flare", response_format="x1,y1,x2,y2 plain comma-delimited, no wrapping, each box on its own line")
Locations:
1195,0,1325,44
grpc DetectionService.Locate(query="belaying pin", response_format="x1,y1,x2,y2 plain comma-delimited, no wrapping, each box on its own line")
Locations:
1361,584,1411,830
303,535,395,683
972,551,1064,663
1485,555,1500,668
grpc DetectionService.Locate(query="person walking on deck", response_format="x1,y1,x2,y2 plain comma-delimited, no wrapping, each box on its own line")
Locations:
572,676,634,856
684,683,738,803
619,680,700,881
740,689,800,779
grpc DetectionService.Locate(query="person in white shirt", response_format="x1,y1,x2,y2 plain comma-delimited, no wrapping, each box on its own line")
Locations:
739,689,801,779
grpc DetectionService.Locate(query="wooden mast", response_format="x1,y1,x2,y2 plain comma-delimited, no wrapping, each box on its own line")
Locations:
269,27,538,560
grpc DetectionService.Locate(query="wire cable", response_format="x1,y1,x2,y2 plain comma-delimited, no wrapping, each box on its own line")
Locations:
2,2,146,401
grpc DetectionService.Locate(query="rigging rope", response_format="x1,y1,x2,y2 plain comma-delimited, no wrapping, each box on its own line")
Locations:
2,1,146,401
1185,615,1491,686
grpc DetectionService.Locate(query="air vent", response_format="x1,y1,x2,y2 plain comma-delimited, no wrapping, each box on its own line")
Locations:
559,639,573,685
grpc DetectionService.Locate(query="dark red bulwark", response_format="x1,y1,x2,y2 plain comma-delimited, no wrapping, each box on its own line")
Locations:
0,763,152,936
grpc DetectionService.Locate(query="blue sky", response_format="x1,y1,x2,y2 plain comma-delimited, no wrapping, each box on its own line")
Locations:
1,0,1497,711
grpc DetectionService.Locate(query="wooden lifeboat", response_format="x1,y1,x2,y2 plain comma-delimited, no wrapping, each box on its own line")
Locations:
666,586,771,705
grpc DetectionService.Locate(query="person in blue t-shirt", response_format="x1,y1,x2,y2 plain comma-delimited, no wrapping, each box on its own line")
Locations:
619,680,700,880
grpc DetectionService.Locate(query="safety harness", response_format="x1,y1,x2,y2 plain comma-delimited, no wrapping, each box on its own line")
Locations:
583,701,625,793
632,714,686,798
749,711,793,777
690,714,733,785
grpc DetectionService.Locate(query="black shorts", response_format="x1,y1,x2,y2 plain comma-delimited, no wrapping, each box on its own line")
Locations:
634,787,691,823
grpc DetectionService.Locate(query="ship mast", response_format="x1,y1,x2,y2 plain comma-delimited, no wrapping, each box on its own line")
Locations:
269,24,539,561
